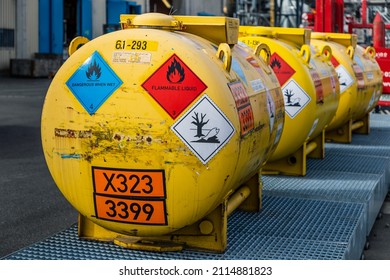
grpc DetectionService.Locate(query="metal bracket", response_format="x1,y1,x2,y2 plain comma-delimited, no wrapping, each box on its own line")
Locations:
262,131,325,176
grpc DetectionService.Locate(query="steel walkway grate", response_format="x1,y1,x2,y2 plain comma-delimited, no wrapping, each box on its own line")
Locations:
263,169,383,235
370,113,390,130
4,196,365,260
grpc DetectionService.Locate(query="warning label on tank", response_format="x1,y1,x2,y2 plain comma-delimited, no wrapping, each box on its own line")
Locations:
352,64,365,89
171,95,235,164
66,51,123,115
228,81,254,136
270,52,296,86
330,56,340,68
92,167,167,225
142,54,207,119
282,79,311,119
228,81,250,108
336,65,354,93
309,69,324,103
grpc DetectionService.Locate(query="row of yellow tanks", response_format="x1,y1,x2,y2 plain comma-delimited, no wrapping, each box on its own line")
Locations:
40,13,383,252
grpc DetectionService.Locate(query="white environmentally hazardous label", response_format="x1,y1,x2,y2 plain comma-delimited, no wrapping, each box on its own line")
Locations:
282,79,311,119
336,65,354,93
171,94,235,164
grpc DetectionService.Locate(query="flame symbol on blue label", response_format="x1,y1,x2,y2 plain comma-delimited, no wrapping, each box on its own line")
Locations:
86,60,102,80
66,51,123,115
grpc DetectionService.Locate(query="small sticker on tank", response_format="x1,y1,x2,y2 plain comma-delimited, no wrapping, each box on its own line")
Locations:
366,72,374,80
250,79,265,93
309,69,324,104
112,51,152,64
228,81,254,136
352,64,365,89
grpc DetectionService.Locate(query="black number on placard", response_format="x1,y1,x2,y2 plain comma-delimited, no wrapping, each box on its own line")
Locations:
105,200,155,222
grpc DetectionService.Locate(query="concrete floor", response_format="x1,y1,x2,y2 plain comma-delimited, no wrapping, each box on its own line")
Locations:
0,75,389,259
0,76,78,258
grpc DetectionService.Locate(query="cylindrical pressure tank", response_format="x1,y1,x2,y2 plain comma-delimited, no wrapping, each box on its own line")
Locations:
239,27,339,175
311,33,356,133
311,33,377,140
353,45,383,117
41,13,284,240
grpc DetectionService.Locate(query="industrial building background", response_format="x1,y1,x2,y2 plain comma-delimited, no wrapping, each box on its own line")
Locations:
0,0,225,76
1,0,390,76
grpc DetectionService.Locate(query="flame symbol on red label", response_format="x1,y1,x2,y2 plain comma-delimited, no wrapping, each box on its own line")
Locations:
270,57,281,71
167,58,185,83
86,60,102,80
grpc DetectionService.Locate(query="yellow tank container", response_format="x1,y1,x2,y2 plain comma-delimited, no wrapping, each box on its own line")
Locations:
353,45,383,123
239,26,340,176
311,33,370,142
41,13,284,252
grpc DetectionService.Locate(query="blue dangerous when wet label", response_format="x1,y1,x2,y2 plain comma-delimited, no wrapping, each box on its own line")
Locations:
66,51,123,115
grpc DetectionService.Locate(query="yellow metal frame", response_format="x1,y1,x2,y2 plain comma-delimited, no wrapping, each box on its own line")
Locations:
239,26,311,47
326,119,353,143
120,14,239,45
353,113,370,135
262,131,325,176
311,32,357,49
326,113,370,143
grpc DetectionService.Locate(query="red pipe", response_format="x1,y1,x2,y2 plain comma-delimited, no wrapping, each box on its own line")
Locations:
314,0,344,33
362,0,367,25
315,0,324,32
373,12,386,48
335,0,344,33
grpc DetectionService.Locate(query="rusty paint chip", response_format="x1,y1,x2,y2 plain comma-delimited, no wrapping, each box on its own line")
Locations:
55,128,92,138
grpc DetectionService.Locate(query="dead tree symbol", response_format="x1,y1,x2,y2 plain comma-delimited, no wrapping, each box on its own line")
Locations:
191,112,209,138
284,89,294,104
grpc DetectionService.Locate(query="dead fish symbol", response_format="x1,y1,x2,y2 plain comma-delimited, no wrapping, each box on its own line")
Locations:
201,128,220,140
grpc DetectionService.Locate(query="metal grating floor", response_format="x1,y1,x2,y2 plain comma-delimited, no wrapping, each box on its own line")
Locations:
369,113,390,130
4,196,364,260
263,170,381,235
4,114,389,260
307,152,389,179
